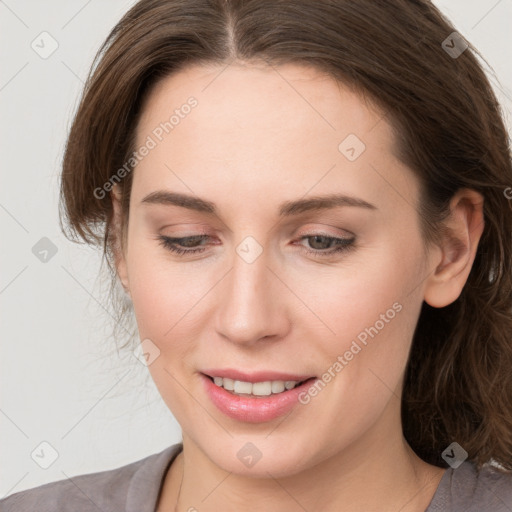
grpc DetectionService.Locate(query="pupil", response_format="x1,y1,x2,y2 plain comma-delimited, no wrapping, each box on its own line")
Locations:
310,235,330,249
183,236,202,247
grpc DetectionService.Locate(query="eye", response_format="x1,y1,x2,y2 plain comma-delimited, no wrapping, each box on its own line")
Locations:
295,234,356,258
155,233,356,259
156,234,210,255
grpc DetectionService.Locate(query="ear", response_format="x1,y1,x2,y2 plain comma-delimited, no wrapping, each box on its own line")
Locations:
111,184,130,297
423,188,485,308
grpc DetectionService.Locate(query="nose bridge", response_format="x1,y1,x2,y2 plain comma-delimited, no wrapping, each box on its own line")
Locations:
214,236,284,345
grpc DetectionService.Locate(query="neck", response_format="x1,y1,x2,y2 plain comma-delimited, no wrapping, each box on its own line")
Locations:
159,403,446,512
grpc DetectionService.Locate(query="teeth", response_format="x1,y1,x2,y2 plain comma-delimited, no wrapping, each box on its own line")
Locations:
271,381,285,393
234,380,253,394
252,381,272,396
223,378,234,391
212,377,304,396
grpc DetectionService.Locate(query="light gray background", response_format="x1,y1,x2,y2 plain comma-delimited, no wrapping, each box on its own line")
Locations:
1,0,511,497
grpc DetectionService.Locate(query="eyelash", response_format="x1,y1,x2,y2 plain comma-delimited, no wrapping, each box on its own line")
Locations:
156,233,356,259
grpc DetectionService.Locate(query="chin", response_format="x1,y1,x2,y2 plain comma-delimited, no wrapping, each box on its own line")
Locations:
193,431,320,478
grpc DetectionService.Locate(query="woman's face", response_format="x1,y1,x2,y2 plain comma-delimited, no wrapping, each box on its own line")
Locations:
115,62,437,476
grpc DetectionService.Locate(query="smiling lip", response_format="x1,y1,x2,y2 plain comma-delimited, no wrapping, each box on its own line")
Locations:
200,370,317,423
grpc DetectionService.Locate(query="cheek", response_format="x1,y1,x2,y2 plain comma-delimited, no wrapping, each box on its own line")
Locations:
293,250,412,341
294,264,420,451
126,249,205,417
126,241,208,337
298,242,423,390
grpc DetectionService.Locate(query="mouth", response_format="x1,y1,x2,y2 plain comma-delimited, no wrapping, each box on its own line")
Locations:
200,371,318,423
202,373,312,398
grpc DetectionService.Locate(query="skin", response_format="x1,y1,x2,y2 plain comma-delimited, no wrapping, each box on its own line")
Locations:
111,61,484,511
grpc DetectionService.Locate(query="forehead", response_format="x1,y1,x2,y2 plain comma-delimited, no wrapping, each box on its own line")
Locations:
137,61,388,145
132,62,418,216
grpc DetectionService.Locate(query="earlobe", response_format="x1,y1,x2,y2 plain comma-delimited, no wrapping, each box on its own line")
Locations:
111,184,130,296
423,189,485,308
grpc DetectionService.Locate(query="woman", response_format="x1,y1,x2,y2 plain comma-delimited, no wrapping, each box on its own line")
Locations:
2,0,512,510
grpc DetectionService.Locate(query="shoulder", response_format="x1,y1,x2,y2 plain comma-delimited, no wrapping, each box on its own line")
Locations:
0,443,182,512
428,460,512,511
468,462,512,510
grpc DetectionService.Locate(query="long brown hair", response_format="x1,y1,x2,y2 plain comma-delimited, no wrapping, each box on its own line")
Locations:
59,0,512,471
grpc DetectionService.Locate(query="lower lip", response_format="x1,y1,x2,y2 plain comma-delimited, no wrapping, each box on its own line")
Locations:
201,373,317,423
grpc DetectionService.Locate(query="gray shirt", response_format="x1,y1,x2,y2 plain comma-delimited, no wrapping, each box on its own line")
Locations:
1,443,512,511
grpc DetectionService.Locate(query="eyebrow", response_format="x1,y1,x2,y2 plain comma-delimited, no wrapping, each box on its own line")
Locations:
140,190,377,216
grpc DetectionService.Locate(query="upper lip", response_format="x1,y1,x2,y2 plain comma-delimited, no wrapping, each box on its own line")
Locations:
201,368,315,383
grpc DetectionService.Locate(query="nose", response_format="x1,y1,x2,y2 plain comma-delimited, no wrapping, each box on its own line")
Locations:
214,239,290,347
